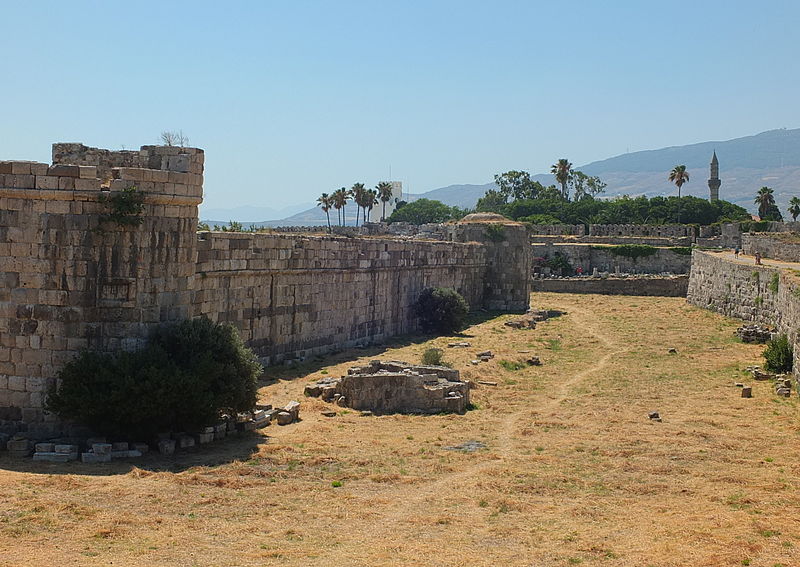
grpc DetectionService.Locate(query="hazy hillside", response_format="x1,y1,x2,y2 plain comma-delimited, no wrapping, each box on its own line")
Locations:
204,128,800,225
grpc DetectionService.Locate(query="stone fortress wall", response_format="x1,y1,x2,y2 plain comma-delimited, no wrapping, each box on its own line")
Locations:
192,232,488,364
531,243,692,275
0,144,530,435
687,250,800,385
742,233,800,263
532,275,689,297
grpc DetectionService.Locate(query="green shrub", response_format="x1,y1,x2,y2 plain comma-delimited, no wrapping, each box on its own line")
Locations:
413,287,469,334
46,318,262,439
421,348,450,367
484,224,507,242
669,246,692,256
768,273,780,294
763,334,793,373
98,186,145,228
545,254,572,273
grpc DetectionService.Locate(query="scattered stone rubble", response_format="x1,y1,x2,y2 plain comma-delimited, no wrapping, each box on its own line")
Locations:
305,360,470,414
2,402,301,463
736,325,774,344
741,366,793,398
746,365,775,381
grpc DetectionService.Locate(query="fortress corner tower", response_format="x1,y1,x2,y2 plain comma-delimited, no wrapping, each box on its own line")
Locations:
708,151,721,202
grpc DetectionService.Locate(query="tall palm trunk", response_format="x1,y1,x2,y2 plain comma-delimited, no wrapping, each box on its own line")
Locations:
382,201,386,221
325,210,331,232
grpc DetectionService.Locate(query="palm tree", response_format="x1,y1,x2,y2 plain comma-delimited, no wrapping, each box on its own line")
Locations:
377,181,394,221
755,186,776,220
365,189,379,223
550,159,573,200
331,187,349,226
668,165,690,223
351,182,366,226
316,192,332,232
788,196,800,221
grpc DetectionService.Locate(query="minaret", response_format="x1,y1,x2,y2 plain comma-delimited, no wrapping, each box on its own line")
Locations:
708,151,721,202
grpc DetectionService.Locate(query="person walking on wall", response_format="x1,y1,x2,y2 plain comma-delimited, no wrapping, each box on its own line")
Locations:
755,252,762,265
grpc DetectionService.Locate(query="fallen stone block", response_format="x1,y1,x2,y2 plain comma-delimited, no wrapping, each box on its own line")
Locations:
35,443,55,453
55,444,79,454
112,450,142,459
527,356,541,366
81,452,111,464
177,435,195,449
195,432,214,444
236,412,254,423
741,386,753,398
476,351,494,358
447,341,471,348
7,438,30,457
111,442,129,452
132,442,150,454
92,443,112,456
33,452,77,462
284,400,301,421
321,410,337,417
276,411,294,425
239,420,258,431
158,439,176,456
213,423,227,441
477,380,498,386
648,411,662,422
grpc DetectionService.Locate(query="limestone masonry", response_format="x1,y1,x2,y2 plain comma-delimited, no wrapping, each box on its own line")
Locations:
0,144,530,435
687,250,800,386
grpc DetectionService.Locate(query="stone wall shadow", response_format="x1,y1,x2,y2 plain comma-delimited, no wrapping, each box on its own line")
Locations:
0,431,266,476
261,310,505,384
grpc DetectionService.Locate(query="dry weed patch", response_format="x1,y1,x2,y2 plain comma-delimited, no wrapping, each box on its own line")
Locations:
1,293,799,566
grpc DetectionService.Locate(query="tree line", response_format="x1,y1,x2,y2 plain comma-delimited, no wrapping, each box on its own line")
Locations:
316,182,395,229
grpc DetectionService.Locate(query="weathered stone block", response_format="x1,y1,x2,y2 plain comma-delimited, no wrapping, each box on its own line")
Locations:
158,439,176,455
81,452,111,463
34,451,77,462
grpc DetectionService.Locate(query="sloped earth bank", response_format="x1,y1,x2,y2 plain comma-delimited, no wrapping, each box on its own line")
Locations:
1,293,799,566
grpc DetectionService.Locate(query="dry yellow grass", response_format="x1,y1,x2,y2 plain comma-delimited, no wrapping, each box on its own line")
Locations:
1,292,799,566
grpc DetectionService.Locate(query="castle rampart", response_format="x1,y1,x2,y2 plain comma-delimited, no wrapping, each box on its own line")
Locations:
0,144,530,436
687,250,800,385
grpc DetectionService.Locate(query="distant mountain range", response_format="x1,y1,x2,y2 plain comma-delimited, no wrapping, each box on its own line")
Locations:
202,128,800,226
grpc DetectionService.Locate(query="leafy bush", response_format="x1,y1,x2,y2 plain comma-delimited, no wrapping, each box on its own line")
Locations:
545,254,572,273
421,348,450,367
46,318,262,439
98,186,145,228
413,287,469,334
669,247,692,256
763,334,793,373
484,224,506,242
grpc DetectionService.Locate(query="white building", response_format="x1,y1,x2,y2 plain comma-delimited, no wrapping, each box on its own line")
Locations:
367,181,403,222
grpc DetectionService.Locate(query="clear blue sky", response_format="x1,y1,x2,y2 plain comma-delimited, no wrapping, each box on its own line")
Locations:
2,0,798,213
